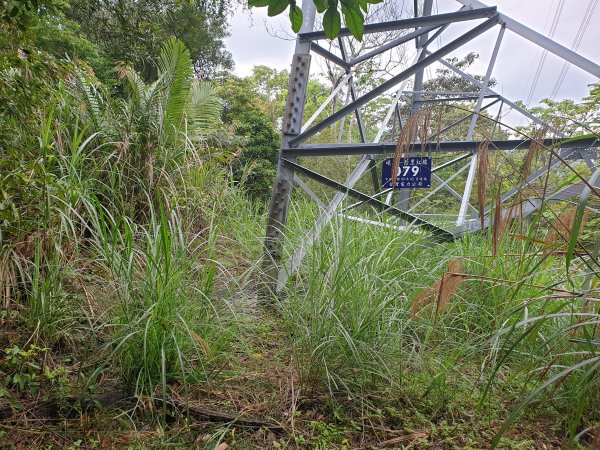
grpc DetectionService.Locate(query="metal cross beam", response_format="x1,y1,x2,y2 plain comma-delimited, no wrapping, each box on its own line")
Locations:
340,151,475,214
408,161,473,213
431,98,502,140
452,177,600,237
263,0,600,294
289,15,500,146
429,53,565,135
277,155,374,290
280,158,455,239
280,138,599,157
350,25,440,66
414,95,499,103
310,43,351,70
298,6,498,41
455,0,600,77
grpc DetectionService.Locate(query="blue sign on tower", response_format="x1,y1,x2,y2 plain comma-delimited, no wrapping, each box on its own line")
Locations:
382,157,432,189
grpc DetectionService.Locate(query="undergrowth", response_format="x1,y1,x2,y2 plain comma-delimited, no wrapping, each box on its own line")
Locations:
0,37,598,450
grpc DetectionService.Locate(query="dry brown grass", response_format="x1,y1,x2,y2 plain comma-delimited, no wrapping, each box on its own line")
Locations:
418,108,432,154
545,206,588,249
0,254,16,311
492,190,505,257
412,259,465,317
476,140,490,230
521,127,547,182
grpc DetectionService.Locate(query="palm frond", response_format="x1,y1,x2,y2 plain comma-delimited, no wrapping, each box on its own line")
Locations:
73,70,104,131
117,63,146,111
186,80,223,140
157,37,193,141
144,79,165,137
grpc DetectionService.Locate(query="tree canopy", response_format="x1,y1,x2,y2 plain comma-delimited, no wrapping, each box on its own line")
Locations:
1,0,233,84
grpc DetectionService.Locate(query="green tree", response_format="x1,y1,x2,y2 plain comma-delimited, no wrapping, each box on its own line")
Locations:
0,0,64,30
112,37,223,213
66,0,233,81
218,74,281,200
31,15,113,85
246,65,289,129
516,83,600,136
416,53,507,142
1,0,114,85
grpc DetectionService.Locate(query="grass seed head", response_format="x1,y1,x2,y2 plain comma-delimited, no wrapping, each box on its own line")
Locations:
492,190,505,257
545,206,588,250
412,258,465,317
477,140,490,230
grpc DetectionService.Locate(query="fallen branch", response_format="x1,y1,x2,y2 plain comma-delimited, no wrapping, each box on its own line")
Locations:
0,391,283,431
169,399,283,430
377,431,429,448
0,390,130,421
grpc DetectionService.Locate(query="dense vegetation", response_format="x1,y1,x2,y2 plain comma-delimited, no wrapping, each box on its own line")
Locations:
0,0,599,448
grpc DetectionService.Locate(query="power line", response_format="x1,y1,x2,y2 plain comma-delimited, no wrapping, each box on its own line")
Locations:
518,0,556,126
524,0,565,106
520,0,554,100
550,0,599,99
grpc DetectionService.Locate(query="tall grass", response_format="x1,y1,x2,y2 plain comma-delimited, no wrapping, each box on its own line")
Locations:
276,130,599,445
83,200,230,400
2,32,597,446
279,211,457,397
0,38,251,417
480,217,600,446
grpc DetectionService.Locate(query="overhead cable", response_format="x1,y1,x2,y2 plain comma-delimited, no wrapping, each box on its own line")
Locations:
550,0,599,98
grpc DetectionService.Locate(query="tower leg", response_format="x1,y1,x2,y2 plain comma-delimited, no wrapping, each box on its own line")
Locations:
262,1,316,294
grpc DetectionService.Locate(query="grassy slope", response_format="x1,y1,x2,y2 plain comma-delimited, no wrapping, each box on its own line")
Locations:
2,186,598,449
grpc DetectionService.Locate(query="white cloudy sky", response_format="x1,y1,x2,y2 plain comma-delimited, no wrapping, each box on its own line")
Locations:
225,0,599,108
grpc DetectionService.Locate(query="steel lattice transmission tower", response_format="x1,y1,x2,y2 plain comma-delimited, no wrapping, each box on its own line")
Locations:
263,0,600,292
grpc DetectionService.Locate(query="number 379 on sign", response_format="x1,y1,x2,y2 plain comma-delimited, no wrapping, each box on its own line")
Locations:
381,157,432,189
